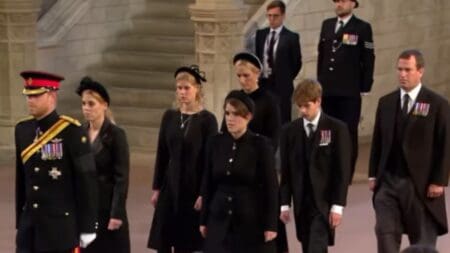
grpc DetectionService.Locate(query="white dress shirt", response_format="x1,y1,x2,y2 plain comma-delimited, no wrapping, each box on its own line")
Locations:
263,25,283,77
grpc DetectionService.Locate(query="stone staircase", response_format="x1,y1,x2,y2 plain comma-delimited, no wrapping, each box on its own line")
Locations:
87,0,264,167
90,0,196,166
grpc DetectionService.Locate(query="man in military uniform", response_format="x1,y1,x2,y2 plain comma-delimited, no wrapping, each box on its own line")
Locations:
15,71,98,253
317,0,375,181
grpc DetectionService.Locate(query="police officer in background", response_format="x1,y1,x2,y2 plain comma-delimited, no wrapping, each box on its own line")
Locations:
15,71,98,253
317,0,375,181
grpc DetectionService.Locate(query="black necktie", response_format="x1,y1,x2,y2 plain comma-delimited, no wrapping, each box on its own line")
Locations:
307,123,315,139
335,20,344,34
267,31,276,68
402,94,410,117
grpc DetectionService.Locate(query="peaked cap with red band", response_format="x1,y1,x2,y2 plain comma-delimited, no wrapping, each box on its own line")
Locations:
20,70,65,95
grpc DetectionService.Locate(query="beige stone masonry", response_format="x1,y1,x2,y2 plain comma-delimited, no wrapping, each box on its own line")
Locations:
190,0,249,117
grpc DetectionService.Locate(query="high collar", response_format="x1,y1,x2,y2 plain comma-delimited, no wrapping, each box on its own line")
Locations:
37,110,59,131
226,129,252,143
270,25,284,34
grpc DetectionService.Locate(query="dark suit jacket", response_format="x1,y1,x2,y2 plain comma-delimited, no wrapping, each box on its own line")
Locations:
317,15,375,97
87,119,129,221
279,113,351,244
255,26,302,98
369,87,450,235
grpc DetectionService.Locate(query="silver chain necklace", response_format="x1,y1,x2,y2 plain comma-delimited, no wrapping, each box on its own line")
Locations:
180,113,192,129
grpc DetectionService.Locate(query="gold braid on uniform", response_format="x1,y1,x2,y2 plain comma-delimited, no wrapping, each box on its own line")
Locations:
60,115,81,126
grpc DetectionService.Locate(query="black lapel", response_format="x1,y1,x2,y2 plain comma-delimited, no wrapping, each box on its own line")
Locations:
295,118,305,167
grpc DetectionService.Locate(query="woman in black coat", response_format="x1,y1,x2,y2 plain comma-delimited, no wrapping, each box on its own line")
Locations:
200,90,279,253
77,77,131,253
147,65,218,253
222,52,287,252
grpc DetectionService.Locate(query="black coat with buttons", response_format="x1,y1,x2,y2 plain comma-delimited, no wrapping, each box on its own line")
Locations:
82,118,130,253
15,111,98,252
317,15,375,97
200,131,279,253
148,109,218,251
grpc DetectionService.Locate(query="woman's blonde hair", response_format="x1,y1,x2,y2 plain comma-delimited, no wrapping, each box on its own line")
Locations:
234,59,261,75
83,90,115,124
173,71,204,108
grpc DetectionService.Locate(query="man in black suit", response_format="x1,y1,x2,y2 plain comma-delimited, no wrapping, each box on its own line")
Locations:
15,71,98,253
369,49,450,253
255,0,302,124
317,0,375,180
279,79,352,253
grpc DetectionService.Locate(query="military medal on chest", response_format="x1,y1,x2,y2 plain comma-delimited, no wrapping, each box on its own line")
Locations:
41,138,64,160
48,167,62,180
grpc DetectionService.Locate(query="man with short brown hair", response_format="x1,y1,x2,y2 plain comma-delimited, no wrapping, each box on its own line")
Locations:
280,79,352,253
369,49,450,253
255,0,302,124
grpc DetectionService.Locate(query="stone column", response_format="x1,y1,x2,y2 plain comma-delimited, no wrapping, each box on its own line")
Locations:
0,0,39,163
189,0,248,118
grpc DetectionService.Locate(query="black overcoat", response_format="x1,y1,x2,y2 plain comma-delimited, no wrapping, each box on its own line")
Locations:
82,118,130,253
200,131,279,253
369,87,450,235
279,113,351,244
148,109,218,251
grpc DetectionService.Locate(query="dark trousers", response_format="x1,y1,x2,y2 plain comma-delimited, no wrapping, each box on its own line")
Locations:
16,212,73,253
260,77,292,124
298,200,329,253
321,96,361,181
374,173,438,253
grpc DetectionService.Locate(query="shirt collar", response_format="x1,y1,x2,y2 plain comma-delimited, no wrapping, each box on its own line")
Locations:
400,83,422,102
303,110,321,130
270,25,283,35
337,14,353,27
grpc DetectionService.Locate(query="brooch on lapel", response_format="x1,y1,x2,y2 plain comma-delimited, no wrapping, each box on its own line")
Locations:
412,102,430,117
342,33,358,45
41,138,63,161
319,130,332,146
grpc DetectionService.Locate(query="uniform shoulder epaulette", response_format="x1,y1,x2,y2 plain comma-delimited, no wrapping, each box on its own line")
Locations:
16,116,34,124
60,115,81,127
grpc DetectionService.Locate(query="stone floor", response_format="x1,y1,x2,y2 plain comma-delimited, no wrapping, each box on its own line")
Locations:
1,143,449,252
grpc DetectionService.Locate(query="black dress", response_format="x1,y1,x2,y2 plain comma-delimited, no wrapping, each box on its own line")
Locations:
148,109,218,251
82,118,130,253
200,131,279,253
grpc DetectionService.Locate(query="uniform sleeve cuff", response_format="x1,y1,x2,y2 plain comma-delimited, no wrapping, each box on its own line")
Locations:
281,205,290,212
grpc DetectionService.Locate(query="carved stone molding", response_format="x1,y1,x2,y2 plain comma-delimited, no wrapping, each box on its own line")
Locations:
190,0,248,117
0,0,37,158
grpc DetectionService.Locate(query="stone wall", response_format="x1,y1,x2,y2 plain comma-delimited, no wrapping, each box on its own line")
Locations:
288,0,450,139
